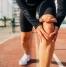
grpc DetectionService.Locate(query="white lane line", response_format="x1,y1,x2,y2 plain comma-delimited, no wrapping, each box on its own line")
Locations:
0,33,20,44
35,32,39,67
35,32,64,67
53,53,64,67
35,30,63,67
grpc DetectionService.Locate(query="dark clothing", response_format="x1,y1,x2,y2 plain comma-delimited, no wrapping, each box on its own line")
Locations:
16,0,56,32
55,0,66,28
20,7,36,32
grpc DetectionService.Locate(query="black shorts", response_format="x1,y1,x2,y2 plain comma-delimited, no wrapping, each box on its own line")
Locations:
20,0,56,32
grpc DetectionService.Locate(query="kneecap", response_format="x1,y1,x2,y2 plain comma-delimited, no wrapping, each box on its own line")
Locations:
43,22,54,41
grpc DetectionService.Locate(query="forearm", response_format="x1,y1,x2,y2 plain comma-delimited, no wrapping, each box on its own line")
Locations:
54,11,65,28
16,0,42,28
54,0,66,28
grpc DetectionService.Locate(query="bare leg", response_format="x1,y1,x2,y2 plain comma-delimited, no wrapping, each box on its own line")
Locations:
19,31,32,65
21,31,32,55
39,15,55,67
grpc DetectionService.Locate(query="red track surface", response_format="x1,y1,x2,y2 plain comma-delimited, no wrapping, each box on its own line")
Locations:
0,29,36,67
37,29,66,67
54,29,66,67
0,28,66,67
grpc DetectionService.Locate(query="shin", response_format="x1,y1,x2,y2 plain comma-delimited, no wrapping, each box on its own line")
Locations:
39,21,55,67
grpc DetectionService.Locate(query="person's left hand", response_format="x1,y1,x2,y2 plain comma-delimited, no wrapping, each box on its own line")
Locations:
39,14,59,42
49,26,59,42
36,24,49,42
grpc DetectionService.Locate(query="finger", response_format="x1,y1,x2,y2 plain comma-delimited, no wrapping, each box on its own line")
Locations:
39,18,43,22
39,35,42,43
52,35,56,42
54,33,58,41
50,31,56,37
46,18,57,23
40,36,42,42
52,33,58,42
40,28,49,37
50,27,57,37
39,17,44,22
39,30,47,42
48,17,57,22
38,30,42,42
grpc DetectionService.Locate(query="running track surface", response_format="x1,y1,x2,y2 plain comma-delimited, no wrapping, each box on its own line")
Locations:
0,28,66,67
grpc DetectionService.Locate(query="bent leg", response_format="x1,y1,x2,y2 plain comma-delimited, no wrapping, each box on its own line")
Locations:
39,21,55,67
21,31,32,55
19,9,34,65
37,0,56,67
19,31,32,65
20,9,33,55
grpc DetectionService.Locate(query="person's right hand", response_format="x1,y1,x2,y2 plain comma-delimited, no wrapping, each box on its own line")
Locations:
36,24,49,42
42,17,59,42
49,26,59,42
39,14,57,23
39,14,59,42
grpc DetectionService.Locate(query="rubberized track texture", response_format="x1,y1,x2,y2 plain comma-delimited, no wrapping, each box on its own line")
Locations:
0,28,66,67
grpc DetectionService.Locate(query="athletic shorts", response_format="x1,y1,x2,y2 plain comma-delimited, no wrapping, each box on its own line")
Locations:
20,0,56,32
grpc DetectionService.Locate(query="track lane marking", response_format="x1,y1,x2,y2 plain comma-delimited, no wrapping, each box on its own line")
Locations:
0,33,20,44
53,53,64,67
35,32,39,67
35,32,64,67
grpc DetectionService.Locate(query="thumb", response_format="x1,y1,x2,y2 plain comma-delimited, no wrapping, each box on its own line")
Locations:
46,17,57,23
39,17,45,22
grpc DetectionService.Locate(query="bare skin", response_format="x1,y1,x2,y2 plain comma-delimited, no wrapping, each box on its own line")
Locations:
21,32,32,55
21,24,48,55
21,14,57,67
39,14,59,42
39,22,55,67
39,14,57,23
46,18,59,42
36,14,55,67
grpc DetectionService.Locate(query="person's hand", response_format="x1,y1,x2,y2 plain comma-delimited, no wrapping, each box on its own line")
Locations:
46,17,57,23
39,14,57,23
39,14,59,42
49,26,59,42
36,24,49,42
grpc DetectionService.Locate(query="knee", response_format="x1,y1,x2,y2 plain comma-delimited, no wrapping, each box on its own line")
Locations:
43,22,54,41
21,32,32,44
39,14,55,22
21,35,31,44
43,22,54,34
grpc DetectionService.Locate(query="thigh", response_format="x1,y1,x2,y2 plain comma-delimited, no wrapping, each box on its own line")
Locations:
20,8,36,32
37,0,56,18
